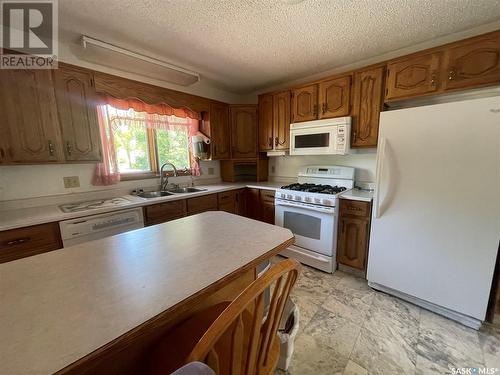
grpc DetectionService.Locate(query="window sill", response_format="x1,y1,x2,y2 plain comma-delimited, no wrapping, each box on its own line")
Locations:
120,173,158,181
120,169,192,181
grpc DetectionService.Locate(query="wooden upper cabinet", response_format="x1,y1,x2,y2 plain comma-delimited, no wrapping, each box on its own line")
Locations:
385,52,442,101
351,66,385,148
318,76,351,119
258,94,274,151
291,84,318,122
230,105,257,159
273,91,291,150
53,66,102,161
209,102,230,159
444,32,500,91
0,69,63,163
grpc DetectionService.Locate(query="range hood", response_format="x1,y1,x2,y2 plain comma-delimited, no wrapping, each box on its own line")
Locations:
80,36,200,86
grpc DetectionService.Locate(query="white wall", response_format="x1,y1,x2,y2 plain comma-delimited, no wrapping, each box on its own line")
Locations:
0,161,220,201
269,150,377,184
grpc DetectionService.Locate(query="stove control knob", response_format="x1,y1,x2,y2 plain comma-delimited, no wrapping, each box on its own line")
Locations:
304,196,312,203
314,198,321,204
294,195,302,201
287,194,293,200
322,199,333,206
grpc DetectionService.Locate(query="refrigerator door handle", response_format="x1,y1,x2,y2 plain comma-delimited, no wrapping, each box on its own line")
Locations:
374,136,386,218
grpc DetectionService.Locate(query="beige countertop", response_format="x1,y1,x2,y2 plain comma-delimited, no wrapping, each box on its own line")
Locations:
0,211,294,375
339,189,374,202
0,182,284,231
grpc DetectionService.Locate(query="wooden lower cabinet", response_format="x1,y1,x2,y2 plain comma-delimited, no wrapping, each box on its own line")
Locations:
143,200,187,226
218,190,237,213
0,222,62,263
337,199,372,271
187,194,218,215
245,188,275,224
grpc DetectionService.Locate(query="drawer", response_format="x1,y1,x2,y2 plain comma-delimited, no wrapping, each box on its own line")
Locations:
187,194,218,214
218,190,236,204
144,200,187,224
0,222,62,263
260,189,275,204
340,199,371,218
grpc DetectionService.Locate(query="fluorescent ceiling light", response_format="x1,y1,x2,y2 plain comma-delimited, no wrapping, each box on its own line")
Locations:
80,36,200,86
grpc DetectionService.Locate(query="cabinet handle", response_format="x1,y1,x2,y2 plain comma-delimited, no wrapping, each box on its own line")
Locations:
353,130,358,141
322,103,326,114
268,137,273,147
342,221,345,233
66,141,72,156
313,104,318,117
430,71,437,87
274,137,278,147
48,140,55,156
213,144,217,156
6,237,31,246
448,68,456,81
0,148,4,159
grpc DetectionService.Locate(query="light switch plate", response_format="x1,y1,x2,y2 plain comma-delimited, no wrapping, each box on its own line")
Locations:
63,176,80,188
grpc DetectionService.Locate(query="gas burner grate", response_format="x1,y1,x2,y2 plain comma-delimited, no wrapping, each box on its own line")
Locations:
280,183,347,195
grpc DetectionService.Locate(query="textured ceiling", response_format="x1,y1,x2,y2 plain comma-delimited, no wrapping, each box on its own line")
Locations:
59,0,500,93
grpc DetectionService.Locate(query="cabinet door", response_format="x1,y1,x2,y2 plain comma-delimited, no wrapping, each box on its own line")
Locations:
258,94,274,151
187,194,218,215
337,217,369,270
318,76,351,119
273,91,291,150
218,191,237,213
230,105,257,159
0,69,63,163
144,200,187,226
235,189,247,216
291,84,318,123
385,52,442,101
53,66,102,161
351,67,385,148
209,103,231,159
246,188,261,220
260,201,275,225
445,32,500,91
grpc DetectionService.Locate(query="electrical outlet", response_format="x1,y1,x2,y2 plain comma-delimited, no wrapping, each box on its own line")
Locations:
63,176,80,188
207,167,215,175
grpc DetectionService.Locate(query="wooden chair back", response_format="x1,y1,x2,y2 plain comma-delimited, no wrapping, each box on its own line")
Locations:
187,258,300,375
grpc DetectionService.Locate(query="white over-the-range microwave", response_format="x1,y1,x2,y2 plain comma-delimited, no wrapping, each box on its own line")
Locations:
289,116,352,155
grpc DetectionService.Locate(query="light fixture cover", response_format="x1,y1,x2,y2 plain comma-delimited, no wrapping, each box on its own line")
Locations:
80,36,200,86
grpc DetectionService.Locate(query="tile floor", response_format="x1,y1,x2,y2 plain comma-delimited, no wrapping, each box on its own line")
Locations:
273,257,500,375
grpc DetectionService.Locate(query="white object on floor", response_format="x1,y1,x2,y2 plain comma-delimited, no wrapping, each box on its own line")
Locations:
277,299,300,371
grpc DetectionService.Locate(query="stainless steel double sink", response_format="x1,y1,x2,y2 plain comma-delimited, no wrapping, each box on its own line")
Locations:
137,187,207,199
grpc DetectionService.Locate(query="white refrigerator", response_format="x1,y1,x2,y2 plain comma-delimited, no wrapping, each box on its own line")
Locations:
367,96,500,328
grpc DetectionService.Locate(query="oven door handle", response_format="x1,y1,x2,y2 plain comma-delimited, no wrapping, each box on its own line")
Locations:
275,200,336,214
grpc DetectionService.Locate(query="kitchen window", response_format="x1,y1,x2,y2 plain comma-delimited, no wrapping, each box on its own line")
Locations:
94,104,199,184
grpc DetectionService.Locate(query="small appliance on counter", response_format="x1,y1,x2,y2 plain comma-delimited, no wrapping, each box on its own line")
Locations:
274,165,355,273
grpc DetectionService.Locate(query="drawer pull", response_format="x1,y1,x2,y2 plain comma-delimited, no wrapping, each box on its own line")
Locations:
6,237,31,246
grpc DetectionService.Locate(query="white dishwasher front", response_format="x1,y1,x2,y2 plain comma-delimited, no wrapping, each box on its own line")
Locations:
59,208,144,247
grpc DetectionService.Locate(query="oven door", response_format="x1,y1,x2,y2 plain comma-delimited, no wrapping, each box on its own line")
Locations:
275,199,336,256
290,125,336,155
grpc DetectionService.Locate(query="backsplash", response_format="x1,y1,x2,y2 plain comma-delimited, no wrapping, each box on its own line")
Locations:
268,149,377,183
0,161,221,202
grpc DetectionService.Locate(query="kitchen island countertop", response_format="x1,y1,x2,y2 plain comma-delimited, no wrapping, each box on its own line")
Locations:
0,211,294,375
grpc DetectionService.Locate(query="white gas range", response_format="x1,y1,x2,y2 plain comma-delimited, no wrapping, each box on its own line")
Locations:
275,165,355,273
